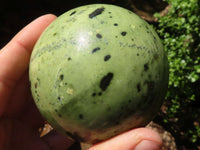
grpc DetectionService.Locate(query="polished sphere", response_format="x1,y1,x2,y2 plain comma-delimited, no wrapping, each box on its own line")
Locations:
29,4,169,144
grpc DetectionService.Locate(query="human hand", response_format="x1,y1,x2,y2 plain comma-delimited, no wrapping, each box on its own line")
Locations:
0,14,162,150
0,14,73,150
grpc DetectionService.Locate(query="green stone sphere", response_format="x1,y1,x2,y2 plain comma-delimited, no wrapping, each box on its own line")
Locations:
29,4,169,144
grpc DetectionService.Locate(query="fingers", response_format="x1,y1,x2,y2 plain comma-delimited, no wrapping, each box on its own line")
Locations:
90,128,162,150
0,14,57,85
0,14,57,117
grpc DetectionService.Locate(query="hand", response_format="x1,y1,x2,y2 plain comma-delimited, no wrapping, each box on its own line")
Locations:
0,14,162,150
0,14,73,150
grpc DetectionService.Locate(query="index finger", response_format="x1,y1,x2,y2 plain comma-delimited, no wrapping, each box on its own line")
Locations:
0,14,57,84
0,14,57,116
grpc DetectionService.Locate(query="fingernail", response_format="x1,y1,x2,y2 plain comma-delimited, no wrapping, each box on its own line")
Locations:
134,140,161,150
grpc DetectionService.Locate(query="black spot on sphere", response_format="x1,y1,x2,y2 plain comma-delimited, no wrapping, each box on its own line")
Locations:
104,55,111,61
79,114,84,119
140,81,156,108
92,93,96,97
100,73,114,91
70,11,76,16
92,47,100,53
144,63,149,71
145,25,149,30
89,7,105,18
68,57,71,61
34,82,37,88
114,23,118,26
36,98,40,102
121,32,127,36
98,92,102,96
96,33,102,39
137,83,141,92
59,74,64,80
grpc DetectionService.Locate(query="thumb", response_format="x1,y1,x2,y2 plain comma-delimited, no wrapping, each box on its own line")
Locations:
89,128,162,150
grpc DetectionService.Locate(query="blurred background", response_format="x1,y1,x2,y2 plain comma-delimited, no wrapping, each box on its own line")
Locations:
1,0,200,149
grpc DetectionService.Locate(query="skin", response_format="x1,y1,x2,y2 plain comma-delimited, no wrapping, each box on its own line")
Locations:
0,14,162,150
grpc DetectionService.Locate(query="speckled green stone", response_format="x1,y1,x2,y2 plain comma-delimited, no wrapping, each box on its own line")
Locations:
29,4,169,144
